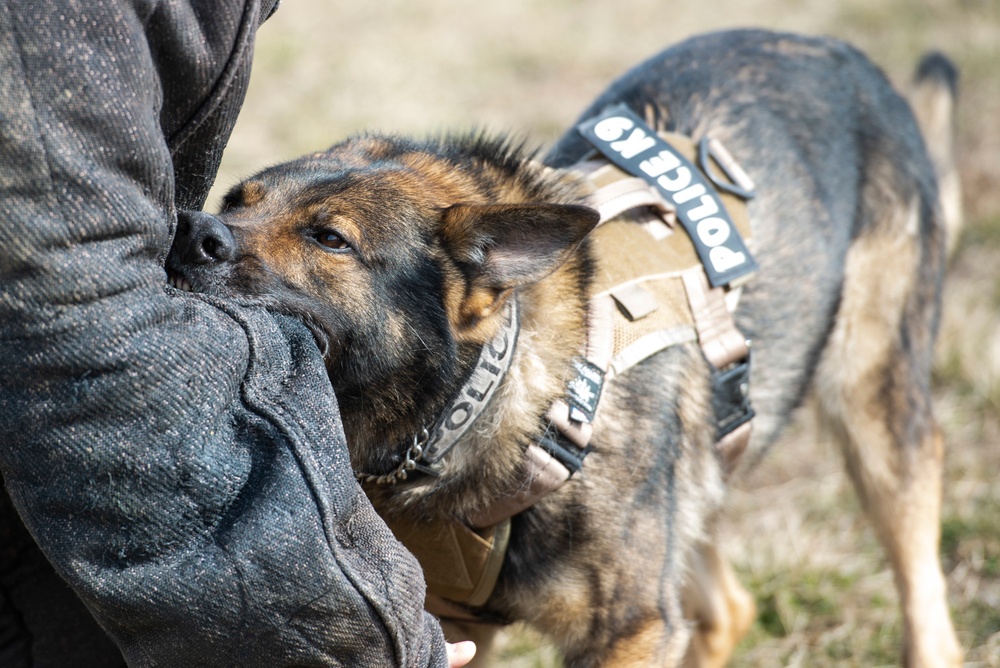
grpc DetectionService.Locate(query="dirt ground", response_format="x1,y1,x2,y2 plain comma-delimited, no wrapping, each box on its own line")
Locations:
215,1,1000,665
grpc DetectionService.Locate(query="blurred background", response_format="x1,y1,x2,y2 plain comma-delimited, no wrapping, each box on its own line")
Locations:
215,1,1000,664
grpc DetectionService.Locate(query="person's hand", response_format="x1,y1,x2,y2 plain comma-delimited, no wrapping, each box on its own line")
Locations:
447,640,476,667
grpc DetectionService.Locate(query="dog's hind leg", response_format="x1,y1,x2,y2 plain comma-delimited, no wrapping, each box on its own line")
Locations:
814,162,961,666
681,541,756,668
820,410,959,668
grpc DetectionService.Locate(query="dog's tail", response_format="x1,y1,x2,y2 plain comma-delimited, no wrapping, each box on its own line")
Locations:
909,52,963,258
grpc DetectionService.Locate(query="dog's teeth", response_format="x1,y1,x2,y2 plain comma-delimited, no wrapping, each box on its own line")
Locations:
167,273,193,292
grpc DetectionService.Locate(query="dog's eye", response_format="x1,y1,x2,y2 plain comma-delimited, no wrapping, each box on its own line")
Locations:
314,230,350,251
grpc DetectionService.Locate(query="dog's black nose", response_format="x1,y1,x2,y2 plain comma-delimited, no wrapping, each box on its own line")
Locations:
172,210,236,265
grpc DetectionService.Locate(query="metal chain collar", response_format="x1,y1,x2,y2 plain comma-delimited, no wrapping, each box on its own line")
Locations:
355,427,430,486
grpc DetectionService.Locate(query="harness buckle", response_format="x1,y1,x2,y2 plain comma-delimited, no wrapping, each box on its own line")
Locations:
711,347,755,440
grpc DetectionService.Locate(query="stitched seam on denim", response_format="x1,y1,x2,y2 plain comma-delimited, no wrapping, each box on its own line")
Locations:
200,295,410,665
3,0,65,235
166,0,260,151
248,370,410,665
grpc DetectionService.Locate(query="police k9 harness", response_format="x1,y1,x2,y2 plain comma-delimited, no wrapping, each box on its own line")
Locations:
359,105,758,616
560,103,757,475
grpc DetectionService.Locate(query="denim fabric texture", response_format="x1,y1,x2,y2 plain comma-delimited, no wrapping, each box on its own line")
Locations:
0,0,447,665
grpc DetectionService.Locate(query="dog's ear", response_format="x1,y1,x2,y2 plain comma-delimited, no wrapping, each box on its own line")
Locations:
441,202,599,330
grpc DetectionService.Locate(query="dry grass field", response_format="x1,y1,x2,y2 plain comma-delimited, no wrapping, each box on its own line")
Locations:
214,1,1000,665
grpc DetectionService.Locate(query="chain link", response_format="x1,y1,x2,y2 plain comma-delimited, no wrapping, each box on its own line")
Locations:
356,427,430,486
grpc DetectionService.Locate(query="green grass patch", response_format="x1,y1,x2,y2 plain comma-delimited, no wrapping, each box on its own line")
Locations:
732,563,909,666
940,502,1000,576
956,214,1000,254
493,624,562,668
956,600,1000,651
744,569,863,639
940,498,1000,557
932,346,975,396
940,497,1000,649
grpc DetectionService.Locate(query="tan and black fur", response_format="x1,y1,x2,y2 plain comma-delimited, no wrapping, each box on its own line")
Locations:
167,30,961,667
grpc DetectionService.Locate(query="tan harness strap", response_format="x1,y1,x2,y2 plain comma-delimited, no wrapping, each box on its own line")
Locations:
464,444,569,529
680,267,750,370
587,175,674,225
716,421,752,477
680,266,753,473
424,594,490,624
464,283,622,532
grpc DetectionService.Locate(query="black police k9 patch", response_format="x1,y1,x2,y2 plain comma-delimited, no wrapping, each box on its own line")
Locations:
577,103,758,288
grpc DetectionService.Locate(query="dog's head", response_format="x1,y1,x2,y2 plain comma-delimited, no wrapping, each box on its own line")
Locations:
166,133,598,466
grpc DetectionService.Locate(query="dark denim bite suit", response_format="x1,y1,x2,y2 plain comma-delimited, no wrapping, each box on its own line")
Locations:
0,0,447,665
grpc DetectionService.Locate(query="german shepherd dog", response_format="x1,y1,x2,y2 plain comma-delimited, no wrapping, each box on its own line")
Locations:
167,30,962,667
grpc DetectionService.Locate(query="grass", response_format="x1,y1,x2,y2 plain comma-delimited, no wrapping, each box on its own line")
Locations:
957,214,1000,256
217,1,1000,664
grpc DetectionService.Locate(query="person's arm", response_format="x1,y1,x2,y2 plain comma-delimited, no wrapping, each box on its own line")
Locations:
0,0,447,664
